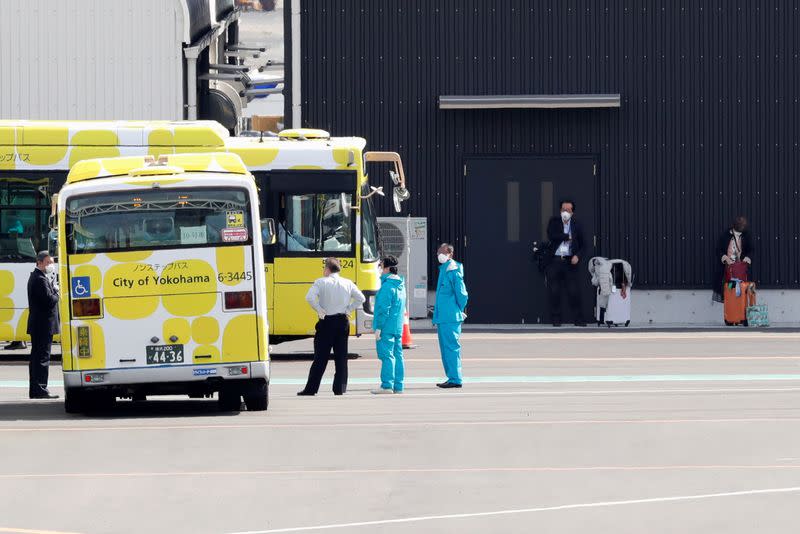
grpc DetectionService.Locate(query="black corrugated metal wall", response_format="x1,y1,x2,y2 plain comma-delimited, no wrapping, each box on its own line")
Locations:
292,0,800,289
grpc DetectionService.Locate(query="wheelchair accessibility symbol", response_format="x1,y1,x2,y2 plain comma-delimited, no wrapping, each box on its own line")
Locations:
71,276,91,299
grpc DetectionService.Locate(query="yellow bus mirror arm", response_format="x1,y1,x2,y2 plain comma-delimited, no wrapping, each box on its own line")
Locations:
364,151,406,190
363,152,410,213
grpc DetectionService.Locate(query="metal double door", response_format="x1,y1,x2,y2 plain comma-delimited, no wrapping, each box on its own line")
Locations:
464,156,597,324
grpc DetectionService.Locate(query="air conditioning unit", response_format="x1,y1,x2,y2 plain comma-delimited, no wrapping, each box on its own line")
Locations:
377,217,428,318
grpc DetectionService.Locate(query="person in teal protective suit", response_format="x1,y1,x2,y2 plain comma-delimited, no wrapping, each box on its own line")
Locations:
433,243,468,388
371,256,407,394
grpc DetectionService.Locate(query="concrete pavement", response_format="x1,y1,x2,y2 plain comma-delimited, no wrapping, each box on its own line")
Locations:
1,332,800,533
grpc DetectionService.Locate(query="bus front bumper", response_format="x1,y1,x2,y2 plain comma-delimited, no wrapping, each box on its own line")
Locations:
63,361,270,389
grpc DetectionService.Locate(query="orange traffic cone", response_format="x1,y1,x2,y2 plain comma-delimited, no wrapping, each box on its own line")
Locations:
401,310,415,349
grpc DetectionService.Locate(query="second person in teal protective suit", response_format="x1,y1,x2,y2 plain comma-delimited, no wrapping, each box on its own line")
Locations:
371,256,407,394
433,243,469,388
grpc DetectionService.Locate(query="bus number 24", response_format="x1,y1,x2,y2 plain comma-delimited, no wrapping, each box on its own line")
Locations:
322,259,354,269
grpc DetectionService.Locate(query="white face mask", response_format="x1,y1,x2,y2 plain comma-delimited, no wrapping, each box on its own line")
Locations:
561,211,572,222
437,253,450,264
45,264,56,275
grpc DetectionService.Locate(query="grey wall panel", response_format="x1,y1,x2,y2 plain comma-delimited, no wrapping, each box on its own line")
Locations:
297,0,800,289
0,0,186,120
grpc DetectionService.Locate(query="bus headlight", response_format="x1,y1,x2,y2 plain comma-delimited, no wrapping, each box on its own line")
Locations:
363,291,376,314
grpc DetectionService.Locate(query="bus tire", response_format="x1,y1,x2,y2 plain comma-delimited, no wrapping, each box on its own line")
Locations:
218,389,242,412
244,383,269,411
64,389,85,414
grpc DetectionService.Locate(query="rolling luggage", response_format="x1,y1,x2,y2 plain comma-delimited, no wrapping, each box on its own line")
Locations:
724,280,755,326
597,288,631,327
592,260,632,327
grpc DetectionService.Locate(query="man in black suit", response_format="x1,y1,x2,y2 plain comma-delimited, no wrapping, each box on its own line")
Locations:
27,251,60,399
545,200,587,327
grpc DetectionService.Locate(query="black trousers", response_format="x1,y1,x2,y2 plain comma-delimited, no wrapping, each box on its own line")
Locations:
546,257,583,322
303,314,350,395
29,333,53,397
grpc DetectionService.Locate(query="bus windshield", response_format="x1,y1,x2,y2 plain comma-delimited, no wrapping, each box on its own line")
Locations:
66,188,251,254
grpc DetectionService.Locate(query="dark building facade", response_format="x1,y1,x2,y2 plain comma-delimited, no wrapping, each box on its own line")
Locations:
286,1,800,322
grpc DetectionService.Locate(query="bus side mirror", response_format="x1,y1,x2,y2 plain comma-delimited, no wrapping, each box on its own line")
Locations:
364,152,410,213
261,218,277,245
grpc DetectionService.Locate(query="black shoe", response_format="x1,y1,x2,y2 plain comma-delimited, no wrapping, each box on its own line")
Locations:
5,341,26,350
30,392,59,399
436,382,462,389
297,390,315,396
333,392,344,396
574,320,587,327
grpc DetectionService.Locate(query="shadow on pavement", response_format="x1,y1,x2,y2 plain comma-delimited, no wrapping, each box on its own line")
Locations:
0,399,243,422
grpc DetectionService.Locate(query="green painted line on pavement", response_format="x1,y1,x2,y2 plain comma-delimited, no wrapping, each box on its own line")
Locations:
4,374,800,389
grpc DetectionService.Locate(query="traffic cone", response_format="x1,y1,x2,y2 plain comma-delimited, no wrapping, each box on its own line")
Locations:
401,310,415,349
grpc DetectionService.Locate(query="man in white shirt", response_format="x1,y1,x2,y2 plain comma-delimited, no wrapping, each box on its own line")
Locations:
298,257,366,396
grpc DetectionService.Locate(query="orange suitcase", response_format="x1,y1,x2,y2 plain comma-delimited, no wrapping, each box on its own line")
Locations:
724,281,756,326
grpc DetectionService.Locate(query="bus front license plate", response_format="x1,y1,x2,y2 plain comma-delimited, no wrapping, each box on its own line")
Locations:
146,345,185,365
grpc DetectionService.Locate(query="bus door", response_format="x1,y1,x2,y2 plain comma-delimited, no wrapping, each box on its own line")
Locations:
64,186,261,371
259,170,358,336
0,172,65,341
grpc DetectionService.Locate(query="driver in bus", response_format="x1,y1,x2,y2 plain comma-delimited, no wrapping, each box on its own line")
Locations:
142,217,176,245
8,217,24,235
278,221,313,251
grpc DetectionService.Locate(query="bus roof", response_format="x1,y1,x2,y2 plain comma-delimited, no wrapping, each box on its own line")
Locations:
67,153,249,184
0,120,229,147
0,120,367,173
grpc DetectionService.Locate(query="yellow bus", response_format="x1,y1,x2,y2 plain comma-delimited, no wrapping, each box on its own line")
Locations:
57,152,272,413
0,120,409,345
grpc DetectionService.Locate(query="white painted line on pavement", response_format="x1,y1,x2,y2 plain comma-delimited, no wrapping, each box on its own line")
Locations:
226,486,800,533
2,416,800,433
1,464,798,480
0,528,84,534
358,355,800,362
300,386,800,398
414,333,800,341
5,373,800,389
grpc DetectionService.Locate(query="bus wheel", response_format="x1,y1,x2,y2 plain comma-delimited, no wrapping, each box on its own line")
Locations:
218,389,242,412
244,383,269,411
64,389,85,414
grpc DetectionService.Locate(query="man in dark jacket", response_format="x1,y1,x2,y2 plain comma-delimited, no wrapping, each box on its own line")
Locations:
545,200,587,326
713,216,753,302
27,251,60,399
